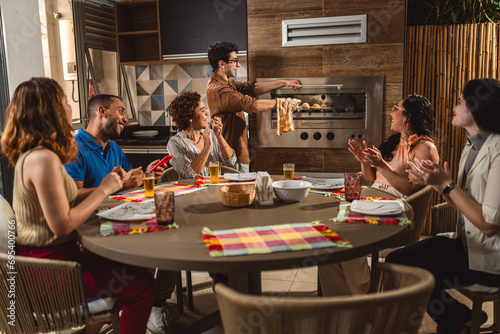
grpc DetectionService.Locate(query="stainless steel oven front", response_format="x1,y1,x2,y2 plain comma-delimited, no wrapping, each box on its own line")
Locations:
255,76,384,148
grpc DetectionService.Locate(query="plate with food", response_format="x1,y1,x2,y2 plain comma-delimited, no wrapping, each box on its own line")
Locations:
306,178,344,190
223,172,259,182
350,200,403,215
97,202,156,221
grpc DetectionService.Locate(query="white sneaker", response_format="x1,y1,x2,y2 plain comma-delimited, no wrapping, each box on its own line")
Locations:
147,306,168,334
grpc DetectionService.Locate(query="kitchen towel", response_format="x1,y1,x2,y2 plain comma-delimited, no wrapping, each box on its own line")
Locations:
202,221,350,257
98,217,178,237
276,97,301,136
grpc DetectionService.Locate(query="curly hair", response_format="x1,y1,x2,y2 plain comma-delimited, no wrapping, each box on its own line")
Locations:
378,94,435,161
1,77,78,166
462,78,500,134
168,92,202,131
207,41,238,71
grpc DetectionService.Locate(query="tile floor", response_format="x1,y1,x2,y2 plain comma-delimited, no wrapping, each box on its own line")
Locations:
148,266,495,334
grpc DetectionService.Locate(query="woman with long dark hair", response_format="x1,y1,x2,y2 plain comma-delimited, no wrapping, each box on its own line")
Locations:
349,94,439,197
388,79,500,333
1,77,156,334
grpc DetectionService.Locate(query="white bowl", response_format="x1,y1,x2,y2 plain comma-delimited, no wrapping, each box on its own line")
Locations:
272,180,312,202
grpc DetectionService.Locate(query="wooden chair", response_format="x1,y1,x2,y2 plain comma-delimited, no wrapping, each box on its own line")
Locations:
432,202,500,334
0,253,119,333
216,263,435,334
0,195,15,254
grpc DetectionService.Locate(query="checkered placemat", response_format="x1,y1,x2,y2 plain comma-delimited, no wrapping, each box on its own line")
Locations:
109,182,205,203
202,221,351,257
330,200,413,226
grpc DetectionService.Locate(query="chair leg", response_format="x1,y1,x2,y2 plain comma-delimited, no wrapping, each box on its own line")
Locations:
186,271,194,311
492,300,500,332
469,297,483,334
175,272,184,314
317,271,323,297
111,304,120,334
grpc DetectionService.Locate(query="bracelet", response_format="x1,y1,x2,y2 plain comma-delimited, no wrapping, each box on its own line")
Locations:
442,181,456,195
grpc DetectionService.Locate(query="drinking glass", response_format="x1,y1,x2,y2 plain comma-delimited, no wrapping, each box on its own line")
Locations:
283,163,295,180
209,162,220,184
344,173,362,202
154,191,174,226
143,173,155,198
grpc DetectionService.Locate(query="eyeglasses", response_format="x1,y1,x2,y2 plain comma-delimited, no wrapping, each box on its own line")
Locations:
393,105,405,112
227,58,239,64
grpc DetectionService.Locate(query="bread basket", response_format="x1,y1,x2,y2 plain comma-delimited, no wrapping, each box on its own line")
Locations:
220,184,256,207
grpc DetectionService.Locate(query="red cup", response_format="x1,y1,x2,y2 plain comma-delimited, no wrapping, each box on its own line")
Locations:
344,173,362,202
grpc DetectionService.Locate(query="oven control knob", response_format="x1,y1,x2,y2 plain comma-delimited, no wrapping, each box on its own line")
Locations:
327,132,335,140
300,132,308,140
351,134,356,139
313,132,322,140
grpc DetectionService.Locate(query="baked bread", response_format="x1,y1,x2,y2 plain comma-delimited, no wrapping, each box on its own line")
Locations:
301,103,310,109
311,103,320,109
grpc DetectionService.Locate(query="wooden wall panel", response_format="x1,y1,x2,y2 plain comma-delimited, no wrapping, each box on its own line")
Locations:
247,0,406,173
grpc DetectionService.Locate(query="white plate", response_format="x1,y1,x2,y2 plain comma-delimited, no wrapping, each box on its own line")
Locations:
132,130,159,138
97,202,156,221
223,172,259,181
350,200,403,216
306,178,344,190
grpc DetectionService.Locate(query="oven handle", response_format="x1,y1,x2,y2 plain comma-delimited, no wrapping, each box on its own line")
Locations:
301,121,334,126
280,84,343,89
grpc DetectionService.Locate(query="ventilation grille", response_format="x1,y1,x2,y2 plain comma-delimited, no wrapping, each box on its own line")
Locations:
282,15,367,47
84,1,116,51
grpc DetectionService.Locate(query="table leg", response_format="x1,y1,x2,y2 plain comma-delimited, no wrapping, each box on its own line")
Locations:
228,272,262,295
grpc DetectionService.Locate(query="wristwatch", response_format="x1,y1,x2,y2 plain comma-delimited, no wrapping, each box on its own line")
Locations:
442,181,456,195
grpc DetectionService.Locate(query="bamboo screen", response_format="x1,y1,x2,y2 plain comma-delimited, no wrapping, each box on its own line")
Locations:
404,23,500,235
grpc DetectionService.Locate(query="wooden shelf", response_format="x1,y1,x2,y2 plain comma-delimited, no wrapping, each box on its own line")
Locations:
115,0,161,64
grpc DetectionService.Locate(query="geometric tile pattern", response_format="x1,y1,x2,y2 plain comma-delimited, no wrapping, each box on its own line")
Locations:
135,62,248,126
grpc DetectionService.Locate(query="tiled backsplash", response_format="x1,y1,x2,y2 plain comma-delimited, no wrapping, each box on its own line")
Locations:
135,62,248,126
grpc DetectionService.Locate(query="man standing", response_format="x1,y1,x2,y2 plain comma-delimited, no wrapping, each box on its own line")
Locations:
206,41,301,173
65,94,179,334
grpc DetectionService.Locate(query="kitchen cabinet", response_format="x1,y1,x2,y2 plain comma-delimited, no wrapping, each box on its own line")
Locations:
115,0,161,64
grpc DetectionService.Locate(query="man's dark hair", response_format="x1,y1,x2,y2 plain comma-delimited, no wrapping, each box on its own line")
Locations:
207,41,238,71
88,94,121,119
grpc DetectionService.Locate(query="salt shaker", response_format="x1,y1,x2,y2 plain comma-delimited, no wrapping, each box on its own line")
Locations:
255,171,274,206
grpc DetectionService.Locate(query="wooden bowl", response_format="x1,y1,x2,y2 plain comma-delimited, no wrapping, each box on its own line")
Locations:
220,184,256,207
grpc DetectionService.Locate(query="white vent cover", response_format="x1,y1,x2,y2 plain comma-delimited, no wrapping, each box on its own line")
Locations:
282,15,367,47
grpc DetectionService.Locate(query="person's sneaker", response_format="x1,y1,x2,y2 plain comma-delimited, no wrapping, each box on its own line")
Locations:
164,302,181,323
147,306,168,334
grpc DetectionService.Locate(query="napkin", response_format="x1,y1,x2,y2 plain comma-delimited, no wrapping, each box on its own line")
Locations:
255,171,273,206
276,97,301,136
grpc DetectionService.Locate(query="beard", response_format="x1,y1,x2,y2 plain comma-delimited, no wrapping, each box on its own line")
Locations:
104,119,122,139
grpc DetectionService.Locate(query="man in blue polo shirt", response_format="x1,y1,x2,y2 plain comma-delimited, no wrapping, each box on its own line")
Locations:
65,94,179,334
65,94,162,192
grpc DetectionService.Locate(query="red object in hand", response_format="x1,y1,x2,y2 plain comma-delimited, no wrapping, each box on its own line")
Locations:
147,155,173,173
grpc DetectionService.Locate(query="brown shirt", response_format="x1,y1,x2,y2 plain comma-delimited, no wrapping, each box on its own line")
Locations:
206,71,256,164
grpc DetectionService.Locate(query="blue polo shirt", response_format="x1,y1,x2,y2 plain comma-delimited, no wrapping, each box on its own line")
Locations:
65,129,132,188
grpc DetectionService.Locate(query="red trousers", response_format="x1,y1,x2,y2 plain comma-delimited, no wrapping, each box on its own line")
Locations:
18,241,156,334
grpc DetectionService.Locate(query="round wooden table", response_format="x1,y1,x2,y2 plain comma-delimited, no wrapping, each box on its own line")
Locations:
78,181,412,294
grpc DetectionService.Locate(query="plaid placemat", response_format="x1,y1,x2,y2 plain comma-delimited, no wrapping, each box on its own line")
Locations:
195,176,256,186
110,183,205,203
98,217,178,237
202,221,351,257
330,200,413,226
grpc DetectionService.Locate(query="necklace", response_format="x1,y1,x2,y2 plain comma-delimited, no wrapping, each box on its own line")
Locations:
191,134,202,145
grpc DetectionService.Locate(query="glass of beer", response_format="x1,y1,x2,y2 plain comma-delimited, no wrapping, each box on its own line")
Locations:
209,162,220,184
283,163,295,180
143,173,155,198
154,191,174,226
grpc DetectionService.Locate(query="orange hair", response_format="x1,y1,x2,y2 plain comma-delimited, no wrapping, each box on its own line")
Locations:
1,77,78,166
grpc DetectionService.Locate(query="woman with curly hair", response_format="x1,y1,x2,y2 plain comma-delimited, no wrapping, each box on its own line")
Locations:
319,94,440,298
348,94,440,197
167,92,236,178
1,77,155,334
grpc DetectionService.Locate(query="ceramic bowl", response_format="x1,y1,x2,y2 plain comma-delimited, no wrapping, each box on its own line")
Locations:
272,180,312,202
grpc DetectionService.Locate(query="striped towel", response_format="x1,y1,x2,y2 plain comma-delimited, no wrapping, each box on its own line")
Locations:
110,183,205,203
330,201,413,226
202,221,350,257
98,217,178,237
276,97,301,136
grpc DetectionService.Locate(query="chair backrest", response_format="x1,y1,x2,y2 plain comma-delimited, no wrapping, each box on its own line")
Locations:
221,166,240,174
0,253,95,333
161,167,180,182
431,202,458,235
390,185,433,248
215,263,434,334
0,195,15,254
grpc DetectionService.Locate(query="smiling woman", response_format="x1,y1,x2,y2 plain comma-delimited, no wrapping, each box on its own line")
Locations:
166,92,237,178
